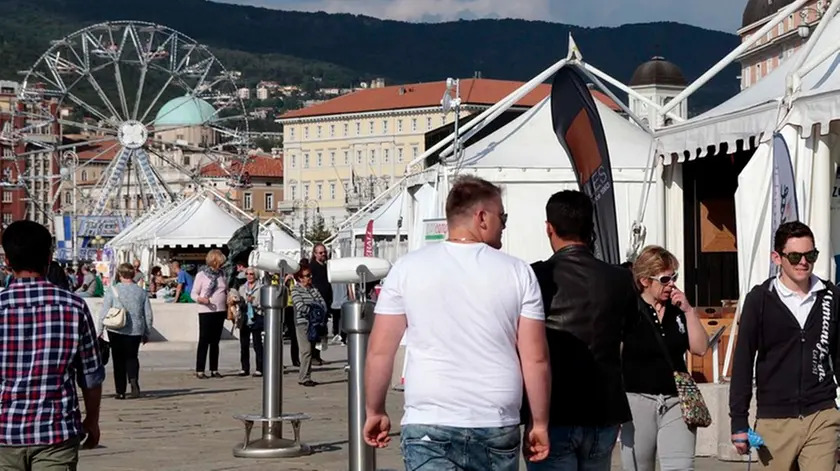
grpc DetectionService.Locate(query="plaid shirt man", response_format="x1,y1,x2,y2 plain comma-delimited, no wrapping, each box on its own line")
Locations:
0,278,104,446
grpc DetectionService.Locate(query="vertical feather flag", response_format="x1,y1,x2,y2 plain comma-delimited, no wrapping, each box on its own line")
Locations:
550,66,620,264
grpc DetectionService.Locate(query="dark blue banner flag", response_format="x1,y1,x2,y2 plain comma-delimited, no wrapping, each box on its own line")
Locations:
550,66,620,264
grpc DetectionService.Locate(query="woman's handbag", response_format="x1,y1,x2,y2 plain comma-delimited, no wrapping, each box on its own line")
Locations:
98,337,110,365
641,306,713,428
102,286,127,329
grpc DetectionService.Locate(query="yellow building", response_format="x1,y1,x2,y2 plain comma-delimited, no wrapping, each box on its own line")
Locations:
276,78,551,228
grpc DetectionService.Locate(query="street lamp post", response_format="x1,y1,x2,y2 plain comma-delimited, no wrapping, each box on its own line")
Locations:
60,150,79,271
289,199,319,257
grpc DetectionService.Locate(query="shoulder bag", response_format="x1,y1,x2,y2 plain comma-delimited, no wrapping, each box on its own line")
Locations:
641,304,712,428
103,286,127,329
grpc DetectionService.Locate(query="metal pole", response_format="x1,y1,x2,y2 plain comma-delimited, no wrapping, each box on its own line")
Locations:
233,283,311,458
71,154,78,271
342,285,376,471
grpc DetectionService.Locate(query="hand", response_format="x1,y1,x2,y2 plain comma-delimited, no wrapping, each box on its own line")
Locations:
284,274,294,283
670,288,692,312
523,424,550,462
732,432,750,455
363,412,391,448
81,416,100,449
141,335,148,345
197,297,210,304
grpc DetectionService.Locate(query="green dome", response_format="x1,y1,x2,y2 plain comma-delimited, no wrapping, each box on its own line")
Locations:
154,95,217,127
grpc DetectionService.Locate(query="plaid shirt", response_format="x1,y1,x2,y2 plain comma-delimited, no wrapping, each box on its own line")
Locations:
0,277,105,446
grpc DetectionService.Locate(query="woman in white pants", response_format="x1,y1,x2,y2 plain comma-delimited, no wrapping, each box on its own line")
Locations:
620,246,709,471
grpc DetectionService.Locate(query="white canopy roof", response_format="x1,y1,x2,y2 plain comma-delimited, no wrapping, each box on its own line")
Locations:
461,97,654,169
110,193,249,248
259,220,305,256
657,11,840,162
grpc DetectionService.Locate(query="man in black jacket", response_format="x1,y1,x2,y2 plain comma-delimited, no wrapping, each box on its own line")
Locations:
730,221,840,469
526,190,636,471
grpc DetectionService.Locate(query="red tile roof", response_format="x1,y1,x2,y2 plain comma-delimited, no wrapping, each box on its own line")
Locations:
76,139,120,162
278,78,621,120
200,154,283,179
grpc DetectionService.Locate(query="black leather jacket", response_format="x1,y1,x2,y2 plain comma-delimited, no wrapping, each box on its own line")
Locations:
531,245,635,427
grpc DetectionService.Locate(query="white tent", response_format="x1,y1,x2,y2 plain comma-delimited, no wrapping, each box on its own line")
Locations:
258,219,306,257
402,96,663,264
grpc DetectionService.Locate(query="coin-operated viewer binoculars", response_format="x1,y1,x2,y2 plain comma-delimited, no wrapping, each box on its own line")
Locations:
328,257,392,471
232,251,313,459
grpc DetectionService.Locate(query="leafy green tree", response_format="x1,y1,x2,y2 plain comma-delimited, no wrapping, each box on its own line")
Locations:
306,214,332,243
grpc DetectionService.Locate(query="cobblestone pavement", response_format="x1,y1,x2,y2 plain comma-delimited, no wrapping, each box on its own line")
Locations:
79,340,752,470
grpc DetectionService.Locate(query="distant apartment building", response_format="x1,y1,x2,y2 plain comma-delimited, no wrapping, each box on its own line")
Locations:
256,86,269,101
738,0,827,89
276,78,618,227
200,153,284,220
238,88,250,100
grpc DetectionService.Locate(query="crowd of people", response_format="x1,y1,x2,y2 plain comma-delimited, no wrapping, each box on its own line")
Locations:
362,175,840,471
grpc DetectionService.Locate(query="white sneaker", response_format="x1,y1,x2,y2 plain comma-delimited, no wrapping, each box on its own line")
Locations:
330,334,342,345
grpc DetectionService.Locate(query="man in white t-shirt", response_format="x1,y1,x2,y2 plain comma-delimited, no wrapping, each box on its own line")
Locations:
363,175,552,470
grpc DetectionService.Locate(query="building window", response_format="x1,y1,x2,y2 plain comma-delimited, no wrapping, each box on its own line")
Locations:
264,192,274,211
441,116,446,126
383,149,390,164
2,213,11,224
316,153,322,167
316,183,323,200
382,120,388,134
63,191,71,205
369,149,376,165
81,170,88,181
184,155,191,166
304,126,309,139
411,118,417,131
316,126,322,138
397,120,403,133
369,121,374,134
344,151,349,165
330,182,336,200
398,148,404,162
330,152,336,166
412,146,419,159
2,192,11,203
244,192,253,210
330,216,336,227
304,154,310,168
304,184,310,199
343,123,349,136
290,184,297,200
777,22,783,36
356,122,361,135
356,150,363,165
427,117,432,129
291,155,297,168
289,127,295,140
329,124,335,137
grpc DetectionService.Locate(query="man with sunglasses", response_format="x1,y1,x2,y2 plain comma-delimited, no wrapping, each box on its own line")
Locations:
730,221,840,470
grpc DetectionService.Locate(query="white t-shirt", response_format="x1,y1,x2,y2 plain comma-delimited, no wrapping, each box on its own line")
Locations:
375,241,544,428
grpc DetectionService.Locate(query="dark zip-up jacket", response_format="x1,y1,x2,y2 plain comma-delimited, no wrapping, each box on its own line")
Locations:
729,278,840,434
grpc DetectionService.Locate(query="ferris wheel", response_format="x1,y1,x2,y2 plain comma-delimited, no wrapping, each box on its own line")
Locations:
10,21,251,221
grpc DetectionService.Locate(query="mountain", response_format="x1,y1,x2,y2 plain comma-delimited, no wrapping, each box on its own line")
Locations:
0,0,741,113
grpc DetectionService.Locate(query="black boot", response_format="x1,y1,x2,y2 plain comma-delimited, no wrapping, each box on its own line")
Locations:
129,379,141,398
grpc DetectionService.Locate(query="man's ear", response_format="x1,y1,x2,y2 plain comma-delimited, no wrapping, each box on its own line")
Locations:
545,221,553,238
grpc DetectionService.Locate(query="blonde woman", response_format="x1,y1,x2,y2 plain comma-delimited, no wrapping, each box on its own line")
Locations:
620,246,709,471
191,249,228,379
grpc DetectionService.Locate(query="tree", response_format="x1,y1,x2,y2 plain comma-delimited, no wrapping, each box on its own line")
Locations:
306,213,332,243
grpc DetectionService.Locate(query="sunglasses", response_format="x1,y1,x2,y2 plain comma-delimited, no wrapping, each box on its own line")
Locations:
780,249,819,265
245,272,255,276
650,273,679,285
300,273,312,279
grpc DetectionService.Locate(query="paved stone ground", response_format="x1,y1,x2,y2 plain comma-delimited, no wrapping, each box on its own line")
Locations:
79,340,754,470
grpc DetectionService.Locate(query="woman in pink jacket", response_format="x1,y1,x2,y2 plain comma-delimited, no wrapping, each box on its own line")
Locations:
191,249,228,379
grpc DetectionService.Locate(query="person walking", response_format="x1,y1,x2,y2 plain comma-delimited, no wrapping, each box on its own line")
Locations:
308,244,331,364
364,175,552,470
291,264,327,387
0,221,104,468
97,263,154,400
284,271,300,367
192,249,229,379
527,190,637,471
730,221,840,469
237,267,264,377
620,246,709,471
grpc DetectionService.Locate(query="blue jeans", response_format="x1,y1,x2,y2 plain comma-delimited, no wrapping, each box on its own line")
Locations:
401,424,521,471
526,425,619,471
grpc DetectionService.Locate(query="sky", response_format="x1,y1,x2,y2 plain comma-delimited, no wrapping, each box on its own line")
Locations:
221,0,744,33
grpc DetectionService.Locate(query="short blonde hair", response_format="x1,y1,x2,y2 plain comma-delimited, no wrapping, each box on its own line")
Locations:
205,249,227,270
117,263,135,280
632,245,679,291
